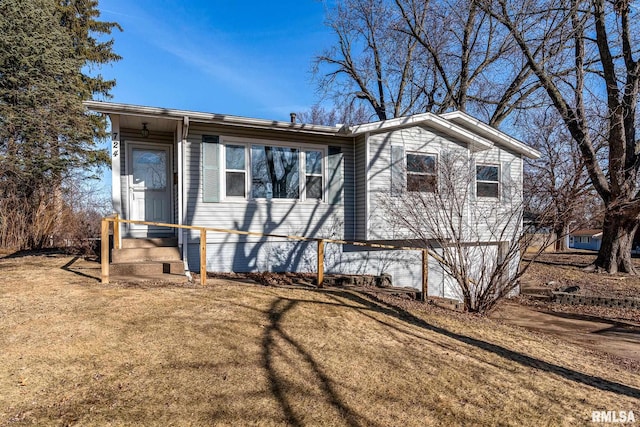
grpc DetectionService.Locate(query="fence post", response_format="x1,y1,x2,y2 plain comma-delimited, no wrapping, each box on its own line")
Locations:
200,228,207,286
101,218,109,284
317,239,325,288
113,214,120,250
422,249,428,302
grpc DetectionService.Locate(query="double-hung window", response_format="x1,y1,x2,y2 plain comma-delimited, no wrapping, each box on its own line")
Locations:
476,164,499,198
406,153,437,192
305,150,323,200
225,145,246,197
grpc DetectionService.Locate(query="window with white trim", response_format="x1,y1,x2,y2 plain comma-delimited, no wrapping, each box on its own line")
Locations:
305,150,323,200
407,153,437,192
476,164,499,198
251,145,300,199
225,145,246,197
220,141,325,201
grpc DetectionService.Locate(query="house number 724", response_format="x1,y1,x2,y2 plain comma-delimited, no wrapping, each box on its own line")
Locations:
112,138,119,157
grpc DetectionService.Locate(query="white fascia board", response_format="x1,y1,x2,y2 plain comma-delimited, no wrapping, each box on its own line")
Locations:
83,101,346,137
440,111,541,159
347,112,494,152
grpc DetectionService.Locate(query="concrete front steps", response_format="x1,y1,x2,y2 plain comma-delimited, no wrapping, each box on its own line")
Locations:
110,237,186,282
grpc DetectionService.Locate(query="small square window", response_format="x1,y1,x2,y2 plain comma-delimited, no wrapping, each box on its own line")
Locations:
226,172,245,197
407,153,437,192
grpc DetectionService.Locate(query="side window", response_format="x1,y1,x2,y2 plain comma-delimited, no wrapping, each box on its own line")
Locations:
407,153,437,192
305,150,323,200
225,145,246,197
476,164,499,198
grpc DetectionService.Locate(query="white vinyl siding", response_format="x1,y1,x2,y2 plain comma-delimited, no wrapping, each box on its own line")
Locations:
367,126,468,240
183,124,354,269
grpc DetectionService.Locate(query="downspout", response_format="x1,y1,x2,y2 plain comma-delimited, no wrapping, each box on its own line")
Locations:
180,116,192,281
364,132,370,240
353,135,356,241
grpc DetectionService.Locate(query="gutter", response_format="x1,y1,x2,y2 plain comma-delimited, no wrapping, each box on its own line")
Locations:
83,100,346,137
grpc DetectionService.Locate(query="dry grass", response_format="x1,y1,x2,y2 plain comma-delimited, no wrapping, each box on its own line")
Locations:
1,255,639,426
523,251,640,299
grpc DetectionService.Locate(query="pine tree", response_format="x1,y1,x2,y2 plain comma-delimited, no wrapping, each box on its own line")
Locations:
0,0,120,249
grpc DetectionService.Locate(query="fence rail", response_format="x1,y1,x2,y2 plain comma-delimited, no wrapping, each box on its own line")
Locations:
101,215,436,297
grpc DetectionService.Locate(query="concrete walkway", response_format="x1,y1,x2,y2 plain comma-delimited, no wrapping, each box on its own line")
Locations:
492,302,640,363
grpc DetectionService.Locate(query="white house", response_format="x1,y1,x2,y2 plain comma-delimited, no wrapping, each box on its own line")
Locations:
85,101,540,300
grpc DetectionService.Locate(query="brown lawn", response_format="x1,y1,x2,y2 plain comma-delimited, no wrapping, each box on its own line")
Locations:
1,254,639,426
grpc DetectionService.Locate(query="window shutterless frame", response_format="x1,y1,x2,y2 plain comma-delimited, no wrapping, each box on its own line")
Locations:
406,152,437,192
304,149,324,201
223,144,247,198
219,136,327,202
476,164,500,198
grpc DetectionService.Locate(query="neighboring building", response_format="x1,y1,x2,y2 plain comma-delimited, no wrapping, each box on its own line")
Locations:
85,101,540,301
568,229,602,251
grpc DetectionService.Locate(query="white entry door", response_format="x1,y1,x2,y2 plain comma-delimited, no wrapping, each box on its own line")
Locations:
128,144,172,236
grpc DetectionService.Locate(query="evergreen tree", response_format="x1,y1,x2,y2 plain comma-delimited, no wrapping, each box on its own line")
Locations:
0,0,120,249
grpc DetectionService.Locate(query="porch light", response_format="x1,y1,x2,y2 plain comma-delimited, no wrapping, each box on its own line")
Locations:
141,123,149,138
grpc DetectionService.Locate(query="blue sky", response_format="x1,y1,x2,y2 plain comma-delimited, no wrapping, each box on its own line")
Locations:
97,0,333,120
92,0,336,198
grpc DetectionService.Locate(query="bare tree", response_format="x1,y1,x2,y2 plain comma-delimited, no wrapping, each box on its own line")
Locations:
394,0,543,125
521,109,596,250
480,0,640,273
296,103,372,126
379,151,553,313
314,0,432,120
315,0,544,124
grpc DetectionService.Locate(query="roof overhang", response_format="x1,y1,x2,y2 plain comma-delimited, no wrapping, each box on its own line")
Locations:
346,112,494,152
571,229,603,238
83,101,347,137
84,101,541,158
440,111,541,159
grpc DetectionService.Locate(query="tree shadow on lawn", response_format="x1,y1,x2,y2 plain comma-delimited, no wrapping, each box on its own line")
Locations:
261,297,382,427
537,309,640,329
257,288,640,426
327,290,640,397
61,256,101,281
2,248,68,259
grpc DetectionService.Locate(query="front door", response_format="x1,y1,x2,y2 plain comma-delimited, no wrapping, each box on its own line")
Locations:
128,144,172,236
